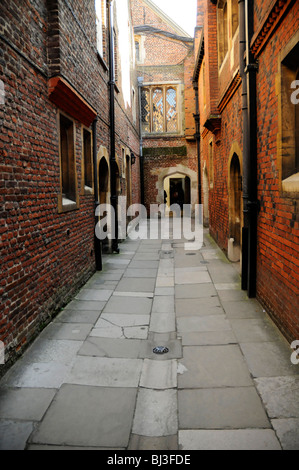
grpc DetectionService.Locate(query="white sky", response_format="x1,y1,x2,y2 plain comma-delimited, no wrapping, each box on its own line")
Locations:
150,0,197,36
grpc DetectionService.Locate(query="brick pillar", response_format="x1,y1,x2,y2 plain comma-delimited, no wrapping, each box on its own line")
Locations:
196,0,205,27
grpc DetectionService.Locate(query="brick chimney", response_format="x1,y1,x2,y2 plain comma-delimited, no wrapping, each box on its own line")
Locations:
196,0,205,28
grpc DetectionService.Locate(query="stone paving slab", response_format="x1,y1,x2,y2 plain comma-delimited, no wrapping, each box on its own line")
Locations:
54,309,100,324
178,345,253,388
38,323,93,341
65,356,143,387
178,387,270,429
254,376,299,418
175,270,211,285
132,389,177,437
0,388,56,421
179,429,281,450
271,418,299,450
140,359,177,389
230,318,283,343
124,268,158,278
78,337,143,358
64,300,106,312
75,289,113,302
222,300,265,319
30,385,137,448
103,296,152,315
150,311,176,333
128,434,178,450
116,278,156,293
240,341,298,377
0,420,34,450
177,315,231,333
175,283,217,298
129,260,159,269
17,339,82,365
181,330,237,346
1,361,74,389
176,297,224,316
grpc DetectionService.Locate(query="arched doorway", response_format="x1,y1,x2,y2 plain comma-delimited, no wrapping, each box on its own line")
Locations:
163,172,192,214
228,153,242,262
99,157,109,205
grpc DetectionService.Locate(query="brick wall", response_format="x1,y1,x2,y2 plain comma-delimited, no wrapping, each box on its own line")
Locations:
196,0,299,342
0,0,140,370
131,0,197,212
254,0,299,341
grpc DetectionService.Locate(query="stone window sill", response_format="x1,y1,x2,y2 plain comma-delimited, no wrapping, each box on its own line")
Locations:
282,173,299,195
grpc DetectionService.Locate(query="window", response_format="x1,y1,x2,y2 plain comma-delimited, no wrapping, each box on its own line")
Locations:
134,35,144,64
217,0,239,68
59,113,78,211
132,88,137,124
279,33,299,193
82,128,93,192
95,0,107,58
135,40,140,62
141,85,179,134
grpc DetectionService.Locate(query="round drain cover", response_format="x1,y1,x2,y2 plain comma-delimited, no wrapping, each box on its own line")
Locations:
153,346,169,355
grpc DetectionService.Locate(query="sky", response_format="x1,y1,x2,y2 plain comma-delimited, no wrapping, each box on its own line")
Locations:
150,0,197,36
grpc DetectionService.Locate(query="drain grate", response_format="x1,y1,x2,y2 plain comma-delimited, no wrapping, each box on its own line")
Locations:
186,253,197,256
153,346,169,355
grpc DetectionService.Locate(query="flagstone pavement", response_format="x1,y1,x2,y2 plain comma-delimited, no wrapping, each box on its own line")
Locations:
0,224,298,450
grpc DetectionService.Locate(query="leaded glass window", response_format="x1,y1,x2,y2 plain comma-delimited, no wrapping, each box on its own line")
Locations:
141,85,178,134
166,88,177,132
152,88,164,133
141,88,150,134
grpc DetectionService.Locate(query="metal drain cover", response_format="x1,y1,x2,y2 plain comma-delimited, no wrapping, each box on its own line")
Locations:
153,346,169,355
186,252,197,256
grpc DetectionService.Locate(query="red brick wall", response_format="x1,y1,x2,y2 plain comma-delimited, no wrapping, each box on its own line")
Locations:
197,0,299,342
131,0,197,211
0,0,140,369
254,0,299,341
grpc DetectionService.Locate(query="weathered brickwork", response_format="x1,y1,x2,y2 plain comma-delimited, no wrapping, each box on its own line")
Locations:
196,0,299,341
0,0,139,369
254,0,299,340
132,0,197,213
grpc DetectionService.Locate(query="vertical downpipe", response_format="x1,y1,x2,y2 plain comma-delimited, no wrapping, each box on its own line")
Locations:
107,0,119,253
93,117,103,271
193,83,202,205
239,0,249,290
245,0,258,297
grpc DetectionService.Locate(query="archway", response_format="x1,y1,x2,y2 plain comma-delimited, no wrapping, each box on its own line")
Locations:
99,157,109,205
163,173,191,216
228,153,242,262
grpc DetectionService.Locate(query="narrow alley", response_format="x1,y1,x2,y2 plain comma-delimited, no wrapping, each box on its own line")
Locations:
0,223,298,451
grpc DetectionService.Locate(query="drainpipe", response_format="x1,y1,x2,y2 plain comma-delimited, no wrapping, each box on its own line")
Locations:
242,0,259,297
107,0,119,253
138,77,145,207
93,117,102,270
239,0,249,290
193,83,202,205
